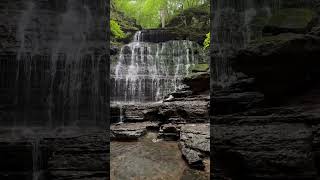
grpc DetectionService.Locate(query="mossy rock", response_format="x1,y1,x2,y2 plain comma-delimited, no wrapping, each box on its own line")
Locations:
190,63,209,73
263,8,317,34
183,72,209,93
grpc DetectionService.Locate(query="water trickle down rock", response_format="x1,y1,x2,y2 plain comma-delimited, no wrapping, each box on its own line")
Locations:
0,0,107,128
112,31,204,103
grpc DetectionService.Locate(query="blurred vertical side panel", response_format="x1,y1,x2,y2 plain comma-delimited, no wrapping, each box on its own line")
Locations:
0,0,110,179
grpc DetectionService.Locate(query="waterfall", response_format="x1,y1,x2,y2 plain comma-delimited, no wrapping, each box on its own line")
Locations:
8,0,107,128
212,0,282,87
48,0,95,127
112,31,202,103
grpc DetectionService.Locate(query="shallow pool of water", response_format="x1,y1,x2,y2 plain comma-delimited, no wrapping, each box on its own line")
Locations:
111,133,209,180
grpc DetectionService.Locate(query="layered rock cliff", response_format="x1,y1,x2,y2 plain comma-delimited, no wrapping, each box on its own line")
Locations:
212,0,320,179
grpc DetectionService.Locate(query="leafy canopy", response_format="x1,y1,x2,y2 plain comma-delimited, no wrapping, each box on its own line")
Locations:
113,0,208,28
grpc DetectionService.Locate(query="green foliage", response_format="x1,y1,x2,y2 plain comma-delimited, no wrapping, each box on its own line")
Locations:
113,0,208,28
110,19,126,39
203,32,210,49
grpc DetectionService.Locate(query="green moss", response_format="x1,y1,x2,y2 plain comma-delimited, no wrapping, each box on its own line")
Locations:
267,8,316,30
190,63,209,73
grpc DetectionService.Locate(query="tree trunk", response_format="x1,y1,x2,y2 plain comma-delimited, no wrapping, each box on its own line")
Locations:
160,9,166,28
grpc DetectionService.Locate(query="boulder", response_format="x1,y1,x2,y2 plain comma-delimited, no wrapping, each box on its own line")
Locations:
110,122,159,141
179,142,205,170
183,72,209,93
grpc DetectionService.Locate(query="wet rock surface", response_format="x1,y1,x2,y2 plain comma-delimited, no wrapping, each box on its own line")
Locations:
111,122,159,140
111,95,209,124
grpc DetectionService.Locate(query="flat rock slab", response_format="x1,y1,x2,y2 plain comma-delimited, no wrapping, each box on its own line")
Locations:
111,122,160,140
111,99,209,123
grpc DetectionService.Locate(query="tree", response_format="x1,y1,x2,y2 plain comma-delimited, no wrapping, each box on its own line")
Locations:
113,0,207,28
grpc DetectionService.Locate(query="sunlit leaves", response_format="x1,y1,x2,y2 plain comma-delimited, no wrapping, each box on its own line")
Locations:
203,32,210,49
110,20,126,39
113,0,208,28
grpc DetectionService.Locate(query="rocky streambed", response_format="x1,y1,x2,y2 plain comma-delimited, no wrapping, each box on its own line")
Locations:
110,122,210,180
110,69,210,179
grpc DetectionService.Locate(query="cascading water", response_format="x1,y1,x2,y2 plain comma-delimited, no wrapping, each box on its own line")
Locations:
112,31,202,104
212,0,283,87
9,0,107,128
